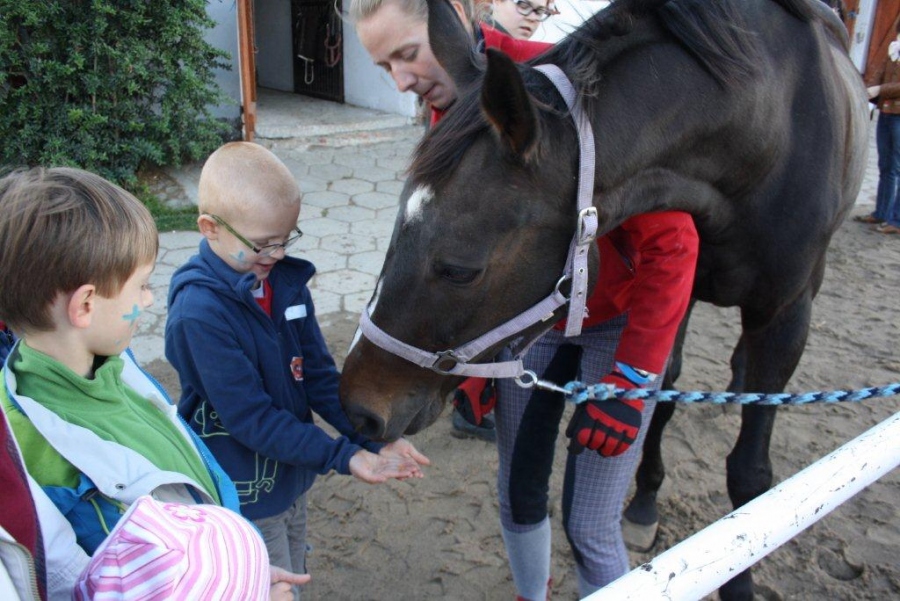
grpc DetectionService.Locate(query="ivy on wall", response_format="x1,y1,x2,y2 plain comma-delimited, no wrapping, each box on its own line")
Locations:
0,0,235,186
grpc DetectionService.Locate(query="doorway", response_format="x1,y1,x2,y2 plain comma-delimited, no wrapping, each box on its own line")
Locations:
292,0,345,102
238,0,345,140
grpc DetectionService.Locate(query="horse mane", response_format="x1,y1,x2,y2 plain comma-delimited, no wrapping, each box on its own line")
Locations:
552,0,822,93
408,98,487,188
408,68,563,188
410,0,824,187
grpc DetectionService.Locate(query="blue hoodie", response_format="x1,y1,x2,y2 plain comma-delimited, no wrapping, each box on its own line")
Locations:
165,240,381,520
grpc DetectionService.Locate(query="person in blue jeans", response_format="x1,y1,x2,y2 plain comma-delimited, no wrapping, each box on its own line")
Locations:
858,21,900,234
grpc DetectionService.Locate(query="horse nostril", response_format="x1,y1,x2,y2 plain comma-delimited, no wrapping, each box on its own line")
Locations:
345,404,386,441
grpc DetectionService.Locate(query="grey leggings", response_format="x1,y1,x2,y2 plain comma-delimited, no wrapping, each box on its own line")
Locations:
495,316,660,587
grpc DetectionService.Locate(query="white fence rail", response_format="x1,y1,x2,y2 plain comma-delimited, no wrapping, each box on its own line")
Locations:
587,410,900,601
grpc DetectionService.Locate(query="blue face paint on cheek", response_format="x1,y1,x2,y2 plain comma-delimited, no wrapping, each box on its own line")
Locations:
122,304,141,323
230,250,248,264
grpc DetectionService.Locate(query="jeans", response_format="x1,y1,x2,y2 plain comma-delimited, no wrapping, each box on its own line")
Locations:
253,495,308,601
874,111,900,226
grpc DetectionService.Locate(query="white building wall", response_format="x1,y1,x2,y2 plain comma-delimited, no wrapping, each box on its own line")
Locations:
343,22,418,117
206,0,243,122
531,0,608,43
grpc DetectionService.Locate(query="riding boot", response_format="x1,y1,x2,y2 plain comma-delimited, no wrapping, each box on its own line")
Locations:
451,408,496,442
502,518,551,601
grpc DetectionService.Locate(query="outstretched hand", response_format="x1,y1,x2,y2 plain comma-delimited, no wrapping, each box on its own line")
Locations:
349,448,424,483
380,438,430,468
269,566,310,601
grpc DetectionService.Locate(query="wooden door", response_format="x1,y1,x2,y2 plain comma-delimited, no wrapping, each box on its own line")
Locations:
843,0,861,39
864,0,900,82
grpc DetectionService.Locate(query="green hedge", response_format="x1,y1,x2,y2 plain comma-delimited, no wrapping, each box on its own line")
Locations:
0,0,234,186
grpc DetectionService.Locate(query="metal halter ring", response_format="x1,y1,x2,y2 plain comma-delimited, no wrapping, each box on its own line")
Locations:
514,370,539,389
431,350,460,375
515,370,572,395
553,275,571,299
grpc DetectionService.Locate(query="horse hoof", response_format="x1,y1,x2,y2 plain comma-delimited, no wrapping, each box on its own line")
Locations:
622,517,658,552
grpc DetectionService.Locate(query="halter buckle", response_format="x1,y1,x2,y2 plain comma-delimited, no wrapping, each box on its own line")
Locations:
576,207,598,245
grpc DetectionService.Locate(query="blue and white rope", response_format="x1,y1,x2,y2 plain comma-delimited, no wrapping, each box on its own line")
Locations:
559,381,900,406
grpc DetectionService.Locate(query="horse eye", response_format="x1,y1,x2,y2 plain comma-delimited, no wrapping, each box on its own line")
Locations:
436,264,481,284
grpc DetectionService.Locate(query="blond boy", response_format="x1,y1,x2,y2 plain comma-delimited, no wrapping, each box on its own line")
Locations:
164,142,428,590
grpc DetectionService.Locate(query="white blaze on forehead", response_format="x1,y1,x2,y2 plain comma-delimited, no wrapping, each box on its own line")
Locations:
404,185,434,225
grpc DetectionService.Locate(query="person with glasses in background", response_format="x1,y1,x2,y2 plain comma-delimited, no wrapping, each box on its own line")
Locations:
488,0,557,40
165,141,430,600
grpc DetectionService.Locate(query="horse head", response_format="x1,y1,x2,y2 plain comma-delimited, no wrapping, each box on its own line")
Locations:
339,1,598,440
339,0,864,442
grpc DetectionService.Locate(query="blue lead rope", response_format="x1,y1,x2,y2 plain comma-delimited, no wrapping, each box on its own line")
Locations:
559,381,900,406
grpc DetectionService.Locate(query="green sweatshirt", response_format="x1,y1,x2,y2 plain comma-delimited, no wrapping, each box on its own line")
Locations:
4,343,219,503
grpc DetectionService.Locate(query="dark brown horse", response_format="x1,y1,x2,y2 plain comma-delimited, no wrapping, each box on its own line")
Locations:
340,0,868,598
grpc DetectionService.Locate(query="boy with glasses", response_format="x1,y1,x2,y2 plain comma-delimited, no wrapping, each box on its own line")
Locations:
489,0,557,40
165,142,429,598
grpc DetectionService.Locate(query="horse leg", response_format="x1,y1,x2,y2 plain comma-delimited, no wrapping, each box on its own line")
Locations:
621,400,675,551
718,292,814,601
728,334,747,391
622,300,695,551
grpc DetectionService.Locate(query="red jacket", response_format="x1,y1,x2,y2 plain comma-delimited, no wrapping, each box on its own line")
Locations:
432,26,698,375
562,212,698,374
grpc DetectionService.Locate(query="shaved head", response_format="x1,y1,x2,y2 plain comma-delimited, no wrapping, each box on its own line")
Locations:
199,142,301,219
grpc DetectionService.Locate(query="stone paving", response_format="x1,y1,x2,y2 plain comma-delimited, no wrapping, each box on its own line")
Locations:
131,95,880,366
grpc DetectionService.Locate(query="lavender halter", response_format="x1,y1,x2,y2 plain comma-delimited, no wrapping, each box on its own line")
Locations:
357,65,597,383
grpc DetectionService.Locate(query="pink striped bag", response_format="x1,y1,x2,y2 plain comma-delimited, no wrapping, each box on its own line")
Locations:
74,496,270,600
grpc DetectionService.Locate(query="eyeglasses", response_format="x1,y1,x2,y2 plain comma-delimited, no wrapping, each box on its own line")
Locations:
205,213,303,258
513,0,557,21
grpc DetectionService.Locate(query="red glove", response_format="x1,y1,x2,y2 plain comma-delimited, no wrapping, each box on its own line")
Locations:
565,363,652,457
452,378,497,427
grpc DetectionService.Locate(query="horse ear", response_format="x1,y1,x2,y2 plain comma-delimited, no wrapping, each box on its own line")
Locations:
426,0,482,90
480,49,539,158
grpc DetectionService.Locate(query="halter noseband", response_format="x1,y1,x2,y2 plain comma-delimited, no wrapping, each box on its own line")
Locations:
357,65,597,380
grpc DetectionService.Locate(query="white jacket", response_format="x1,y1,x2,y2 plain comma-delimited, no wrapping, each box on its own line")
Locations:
3,348,226,599
0,523,39,601
2,423,89,600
